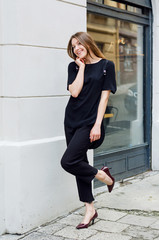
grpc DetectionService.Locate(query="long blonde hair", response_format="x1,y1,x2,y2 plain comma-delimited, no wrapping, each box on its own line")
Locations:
67,32,105,60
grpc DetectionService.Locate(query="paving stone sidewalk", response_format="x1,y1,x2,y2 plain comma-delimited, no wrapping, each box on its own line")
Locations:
1,171,159,240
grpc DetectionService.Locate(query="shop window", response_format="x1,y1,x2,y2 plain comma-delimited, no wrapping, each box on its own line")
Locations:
87,13,144,154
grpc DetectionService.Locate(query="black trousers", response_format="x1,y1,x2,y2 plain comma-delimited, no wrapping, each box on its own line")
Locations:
61,122,105,203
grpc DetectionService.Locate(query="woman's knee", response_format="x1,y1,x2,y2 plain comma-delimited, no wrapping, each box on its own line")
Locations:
61,156,66,170
61,154,70,170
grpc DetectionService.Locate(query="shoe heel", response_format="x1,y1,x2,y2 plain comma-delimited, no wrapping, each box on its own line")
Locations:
101,166,115,193
76,211,98,229
102,166,112,170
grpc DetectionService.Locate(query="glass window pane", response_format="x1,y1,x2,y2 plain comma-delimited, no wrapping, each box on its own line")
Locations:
127,5,142,14
90,0,142,14
87,13,144,155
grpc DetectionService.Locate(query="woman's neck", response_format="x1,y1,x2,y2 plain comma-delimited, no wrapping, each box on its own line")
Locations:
85,51,102,64
85,56,102,64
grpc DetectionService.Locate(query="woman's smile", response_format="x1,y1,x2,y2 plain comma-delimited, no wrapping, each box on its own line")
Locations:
72,38,87,58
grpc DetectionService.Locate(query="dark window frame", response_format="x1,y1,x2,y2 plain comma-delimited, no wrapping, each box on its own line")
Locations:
87,0,151,25
89,0,151,9
111,0,151,9
87,0,152,176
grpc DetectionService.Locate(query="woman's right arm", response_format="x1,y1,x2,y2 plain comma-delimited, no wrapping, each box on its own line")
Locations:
68,58,85,98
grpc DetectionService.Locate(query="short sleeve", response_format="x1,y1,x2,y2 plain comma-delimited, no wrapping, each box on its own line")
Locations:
102,60,117,94
67,62,78,91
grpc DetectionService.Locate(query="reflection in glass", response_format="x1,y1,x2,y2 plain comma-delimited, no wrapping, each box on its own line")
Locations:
90,0,142,14
87,13,144,155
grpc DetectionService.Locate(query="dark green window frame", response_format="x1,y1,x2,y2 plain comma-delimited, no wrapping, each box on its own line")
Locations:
87,0,151,25
87,0,152,186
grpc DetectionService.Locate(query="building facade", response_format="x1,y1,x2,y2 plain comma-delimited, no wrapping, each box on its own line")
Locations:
0,0,158,235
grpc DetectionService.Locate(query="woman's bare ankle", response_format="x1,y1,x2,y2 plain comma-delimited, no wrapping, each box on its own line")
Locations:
95,170,113,185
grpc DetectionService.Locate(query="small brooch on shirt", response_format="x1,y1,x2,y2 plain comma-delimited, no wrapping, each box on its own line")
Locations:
103,70,107,75
76,66,79,71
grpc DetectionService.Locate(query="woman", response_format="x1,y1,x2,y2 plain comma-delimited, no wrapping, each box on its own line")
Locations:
61,32,116,229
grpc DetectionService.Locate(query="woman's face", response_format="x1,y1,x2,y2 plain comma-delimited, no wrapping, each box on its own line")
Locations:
71,38,88,59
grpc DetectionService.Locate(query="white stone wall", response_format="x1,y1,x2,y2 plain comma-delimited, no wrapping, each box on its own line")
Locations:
151,0,159,170
0,0,88,234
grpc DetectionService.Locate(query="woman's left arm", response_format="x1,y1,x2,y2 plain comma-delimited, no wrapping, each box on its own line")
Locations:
90,90,110,142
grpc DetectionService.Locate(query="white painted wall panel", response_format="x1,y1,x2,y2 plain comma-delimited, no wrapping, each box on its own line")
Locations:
0,0,18,44
0,149,5,235
152,121,159,169
152,0,159,27
2,97,68,141
58,0,86,7
155,29,159,61
152,0,159,170
0,19,5,231
4,145,21,233
152,58,159,94
2,98,19,141
0,99,3,140
2,139,92,233
0,46,3,97
152,93,159,122
1,0,86,47
2,46,71,97
0,0,87,234
0,0,2,44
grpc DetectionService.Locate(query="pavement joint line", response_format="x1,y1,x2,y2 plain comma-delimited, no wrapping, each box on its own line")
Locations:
82,230,99,240
14,215,69,239
86,229,133,240
97,207,159,217
13,229,44,240
87,205,159,216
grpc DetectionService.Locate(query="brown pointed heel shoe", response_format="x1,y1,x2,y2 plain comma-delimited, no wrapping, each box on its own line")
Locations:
101,166,115,192
76,210,98,229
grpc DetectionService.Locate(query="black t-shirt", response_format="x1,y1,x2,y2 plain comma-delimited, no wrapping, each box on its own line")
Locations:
64,59,116,128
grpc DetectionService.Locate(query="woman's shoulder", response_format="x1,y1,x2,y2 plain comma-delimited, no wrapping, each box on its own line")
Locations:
103,59,115,71
104,59,115,65
68,61,76,67
68,61,78,72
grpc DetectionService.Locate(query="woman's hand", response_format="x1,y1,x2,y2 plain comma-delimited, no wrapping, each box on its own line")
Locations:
75,57,85,68
90,124,101,143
